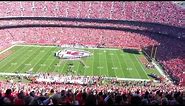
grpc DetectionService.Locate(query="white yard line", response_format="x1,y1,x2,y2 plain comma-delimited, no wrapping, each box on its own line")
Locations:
12,48,38,72
92,49,95,76
77,60,81,75
46,49,59,73
134,55,150,79
28,48,49,72
60,60,67,74
0,45,16,55
127,54,141,78
36,48,54,71
114,51,125,77
110,52,117,77
121,53,134,78
98,50,101,76
0,47,28,71
82,59,86,76
104,50,109,77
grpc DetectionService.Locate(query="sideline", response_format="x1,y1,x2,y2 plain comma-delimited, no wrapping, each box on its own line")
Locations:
152,60,171,82
0,45,16,55
0,72,32,77
0,72,153,82
16,44,119,50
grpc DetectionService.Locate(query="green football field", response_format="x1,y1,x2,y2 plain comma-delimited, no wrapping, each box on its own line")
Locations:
0,45,162,80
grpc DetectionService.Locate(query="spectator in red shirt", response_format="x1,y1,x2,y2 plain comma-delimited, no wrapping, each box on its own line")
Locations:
13,91,25,105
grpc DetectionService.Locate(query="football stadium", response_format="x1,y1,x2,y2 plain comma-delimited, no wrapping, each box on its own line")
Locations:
0,1,184,105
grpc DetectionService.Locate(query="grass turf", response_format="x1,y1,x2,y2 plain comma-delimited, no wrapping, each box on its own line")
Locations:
0,45,161,80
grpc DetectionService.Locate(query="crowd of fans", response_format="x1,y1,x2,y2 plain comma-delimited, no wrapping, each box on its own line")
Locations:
31,73,98,85
0,1,184,28
0,18,184,40
143,33,185,85
0,27,159,49
0,1,184,105
0,74,185,105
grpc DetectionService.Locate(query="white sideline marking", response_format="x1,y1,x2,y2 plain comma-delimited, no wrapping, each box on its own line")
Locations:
0,72,155,82
0,45,16,55
116,77,151,81
0,72,31,76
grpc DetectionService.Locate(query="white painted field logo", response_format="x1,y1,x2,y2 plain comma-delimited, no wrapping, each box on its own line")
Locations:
55,49,91,59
